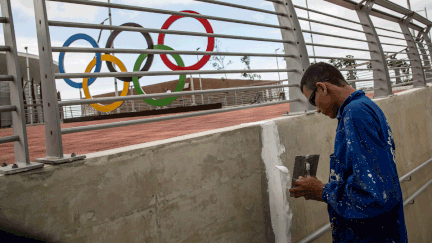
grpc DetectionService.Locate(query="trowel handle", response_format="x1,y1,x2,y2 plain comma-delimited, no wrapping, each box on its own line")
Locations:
306,162,310,177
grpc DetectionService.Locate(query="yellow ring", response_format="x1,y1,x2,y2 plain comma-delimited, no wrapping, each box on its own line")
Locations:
82,54,130,113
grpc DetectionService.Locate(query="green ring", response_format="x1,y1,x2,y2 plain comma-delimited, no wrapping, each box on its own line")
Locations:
133,44,185,106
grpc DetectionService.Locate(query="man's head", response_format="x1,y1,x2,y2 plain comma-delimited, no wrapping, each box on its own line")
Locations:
301,62,356,119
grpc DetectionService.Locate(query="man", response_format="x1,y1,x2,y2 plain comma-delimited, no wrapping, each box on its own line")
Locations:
289,62,408,242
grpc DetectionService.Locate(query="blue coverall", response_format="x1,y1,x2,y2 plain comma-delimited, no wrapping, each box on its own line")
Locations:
321,90,408,242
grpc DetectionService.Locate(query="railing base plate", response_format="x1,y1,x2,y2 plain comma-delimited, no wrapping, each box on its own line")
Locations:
0,162,44,175
35,154,86,165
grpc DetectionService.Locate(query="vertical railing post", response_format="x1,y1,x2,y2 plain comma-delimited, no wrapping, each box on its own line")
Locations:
355,0,392,98
415,31,432,82
273,0,314,113
421,26,432,83
0,0,43,174
33,0,85,164
399,14,426,88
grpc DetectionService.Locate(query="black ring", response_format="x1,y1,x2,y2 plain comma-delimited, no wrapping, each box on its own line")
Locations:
105,22,154,82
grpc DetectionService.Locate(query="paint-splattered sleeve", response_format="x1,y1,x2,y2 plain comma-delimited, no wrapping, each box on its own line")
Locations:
322,107,401,219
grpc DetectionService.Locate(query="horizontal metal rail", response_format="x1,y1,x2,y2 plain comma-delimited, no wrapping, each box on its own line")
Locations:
24,103,43,108
392,80,418,87
265,0,283,3
46,0,286,30
309,56,376,61
58,84,299,106
0,45,10,52
339,68,379,71
423,66,432,69
415,41,432,47
55,68,297,79
297,156,432,243
194,0,286,16
399,157,432,182
403,179,432,207
0,105,16,112
384,51,417,54
0,135,19,144
298,17,371,34
425,72,432,75
390,74,414,79
347,78,380,83
381,42,408,47
294,5,364,26
302,30,371,43
426,78,432,81
378,34,412,41
374,26,404,35
305,43,375,52
61,98,300,134
51,47,294,58
0,17,7,23
402,59,421,62
388,66,411,70
0,75,13,81
48,21,291,44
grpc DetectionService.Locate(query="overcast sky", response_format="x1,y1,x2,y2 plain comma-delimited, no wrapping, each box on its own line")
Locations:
2,0,431,100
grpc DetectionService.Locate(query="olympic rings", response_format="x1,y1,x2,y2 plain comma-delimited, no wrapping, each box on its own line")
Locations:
133,45,186,107
59,33,102,89
62,10,214,112
158,10,215,71
105,23,154,82
82,55,130,113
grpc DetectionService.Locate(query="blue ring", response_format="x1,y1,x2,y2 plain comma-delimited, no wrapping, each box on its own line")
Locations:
59,33,102,89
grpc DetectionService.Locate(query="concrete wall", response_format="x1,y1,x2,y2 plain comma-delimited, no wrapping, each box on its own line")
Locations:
0,84,432,243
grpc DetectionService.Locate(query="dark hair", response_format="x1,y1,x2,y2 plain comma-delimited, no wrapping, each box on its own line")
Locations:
300,62,348,94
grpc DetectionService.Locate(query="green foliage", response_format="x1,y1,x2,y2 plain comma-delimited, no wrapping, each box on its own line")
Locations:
209,39,233,81
328,55,358,80
240,56,261,81
387,59,410,74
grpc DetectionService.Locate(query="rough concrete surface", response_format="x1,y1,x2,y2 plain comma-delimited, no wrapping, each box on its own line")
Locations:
0,85,431,243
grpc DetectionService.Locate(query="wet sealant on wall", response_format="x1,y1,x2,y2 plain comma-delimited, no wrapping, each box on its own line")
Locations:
260,121,293,243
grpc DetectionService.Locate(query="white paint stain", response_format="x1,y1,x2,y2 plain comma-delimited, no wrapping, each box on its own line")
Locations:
261,121,292,243
329,169,341,182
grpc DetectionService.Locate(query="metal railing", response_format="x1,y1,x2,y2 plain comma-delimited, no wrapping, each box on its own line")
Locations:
0,0,44,174
24,0,432,168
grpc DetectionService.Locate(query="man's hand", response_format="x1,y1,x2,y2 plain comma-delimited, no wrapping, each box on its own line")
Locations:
289,175,326,202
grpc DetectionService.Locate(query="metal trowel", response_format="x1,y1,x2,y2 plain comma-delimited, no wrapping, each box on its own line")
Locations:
274,154,320,198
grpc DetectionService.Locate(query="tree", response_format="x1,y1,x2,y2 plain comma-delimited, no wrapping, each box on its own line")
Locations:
209,39,233,81
240,56,261,81
386,55,410,84
328,55,358,80
328,55,358,88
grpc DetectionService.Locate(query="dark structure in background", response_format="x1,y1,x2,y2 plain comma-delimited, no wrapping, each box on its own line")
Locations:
0,51,60,128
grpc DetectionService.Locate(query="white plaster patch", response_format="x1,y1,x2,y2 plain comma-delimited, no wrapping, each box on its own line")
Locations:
260,121,292,243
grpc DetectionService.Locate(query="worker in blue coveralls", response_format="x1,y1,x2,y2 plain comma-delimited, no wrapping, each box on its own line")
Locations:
289,62,408,242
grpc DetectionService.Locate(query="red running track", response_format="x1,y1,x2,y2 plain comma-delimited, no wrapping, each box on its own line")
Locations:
0,103,293,164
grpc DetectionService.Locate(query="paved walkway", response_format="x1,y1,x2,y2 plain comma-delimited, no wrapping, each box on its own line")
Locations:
0,103,294,164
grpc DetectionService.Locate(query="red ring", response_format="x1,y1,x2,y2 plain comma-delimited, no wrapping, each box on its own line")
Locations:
158,10,215,71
